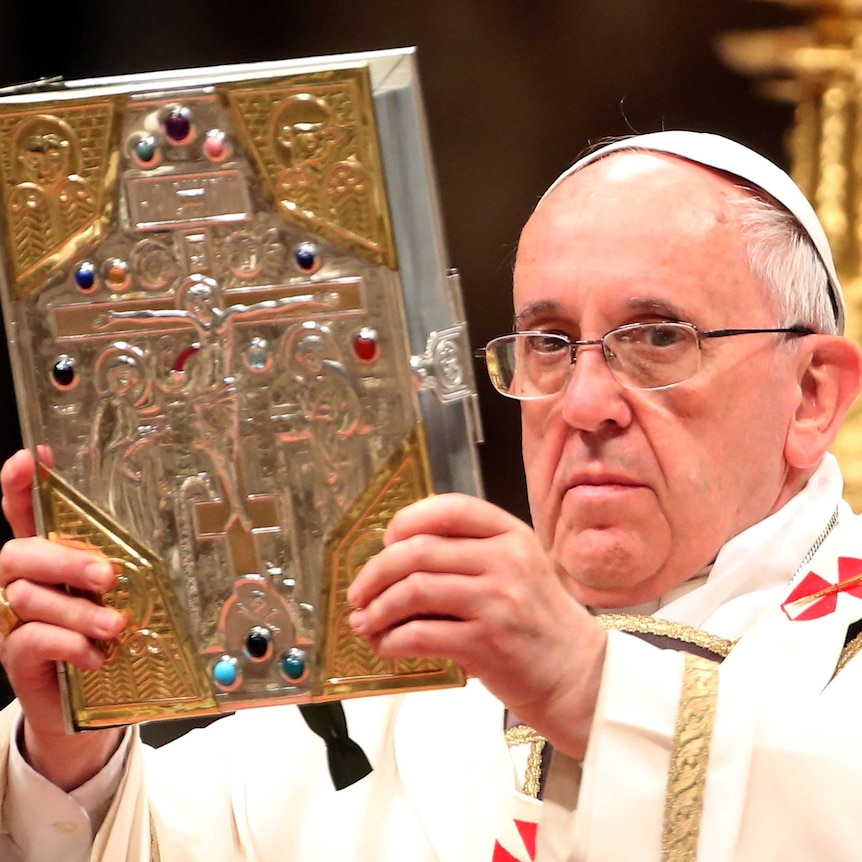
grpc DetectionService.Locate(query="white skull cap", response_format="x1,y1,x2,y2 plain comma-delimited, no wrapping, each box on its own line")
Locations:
541,130,845,333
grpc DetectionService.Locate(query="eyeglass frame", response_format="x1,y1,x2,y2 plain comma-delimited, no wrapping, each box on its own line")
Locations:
473,321,816,400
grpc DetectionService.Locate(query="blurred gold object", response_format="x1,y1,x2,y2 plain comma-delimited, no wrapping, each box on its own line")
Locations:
718,0,862,510
0,587,20,637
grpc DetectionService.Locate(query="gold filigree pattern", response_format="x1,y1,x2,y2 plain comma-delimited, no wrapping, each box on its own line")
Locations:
222,68,396,268
504,724,547,799
662,653,719,862
39,465,217,727
595,613,735,660
318,425,464,697
0,99,119,295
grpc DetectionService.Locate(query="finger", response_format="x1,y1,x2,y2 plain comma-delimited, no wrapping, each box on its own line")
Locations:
2,620,109,682
1,450,37,538
348,533,489,609
0,536,116,591
6,579,126,641
384,494,522,544
350,571,483,637
365,617,470,665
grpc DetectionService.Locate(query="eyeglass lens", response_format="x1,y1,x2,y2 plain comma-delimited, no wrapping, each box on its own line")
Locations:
486,324,702,398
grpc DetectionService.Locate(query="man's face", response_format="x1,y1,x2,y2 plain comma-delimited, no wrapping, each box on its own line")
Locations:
516,153,805,607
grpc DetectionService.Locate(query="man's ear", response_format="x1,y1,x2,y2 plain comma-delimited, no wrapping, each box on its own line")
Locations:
785,335,862,469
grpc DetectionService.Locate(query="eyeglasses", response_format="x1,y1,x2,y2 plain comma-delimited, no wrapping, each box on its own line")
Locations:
475,322,814,400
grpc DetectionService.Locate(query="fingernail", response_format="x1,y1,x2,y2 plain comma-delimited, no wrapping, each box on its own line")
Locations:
83,647,105,671
85,560,115,590
93,607,123,638
349,609,366,633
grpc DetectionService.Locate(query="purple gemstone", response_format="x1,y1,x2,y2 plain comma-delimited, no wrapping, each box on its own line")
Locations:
165,108,191,142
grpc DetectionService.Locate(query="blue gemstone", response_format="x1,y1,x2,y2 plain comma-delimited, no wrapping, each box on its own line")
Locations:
247,337,269,371
281,649,306,681
294,242,319,273
75,261,96,290
213,657,238,687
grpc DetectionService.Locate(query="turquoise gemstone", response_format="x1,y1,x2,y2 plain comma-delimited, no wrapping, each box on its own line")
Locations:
213,657,238,687
135,136,157,164
281,649,306,681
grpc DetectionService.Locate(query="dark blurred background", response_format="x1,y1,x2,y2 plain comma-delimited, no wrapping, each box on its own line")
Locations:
0,0,800,707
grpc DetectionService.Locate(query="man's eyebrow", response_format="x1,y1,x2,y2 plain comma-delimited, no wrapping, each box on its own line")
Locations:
513,297,692,329
626,297,691,320
514,300,563,328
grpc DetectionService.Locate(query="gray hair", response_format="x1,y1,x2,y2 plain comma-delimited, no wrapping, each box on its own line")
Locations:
733,190,839,335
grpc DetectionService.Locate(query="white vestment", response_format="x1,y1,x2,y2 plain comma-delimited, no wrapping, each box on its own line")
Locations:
2,455,862,861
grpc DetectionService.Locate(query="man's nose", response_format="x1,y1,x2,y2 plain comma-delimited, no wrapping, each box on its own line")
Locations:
558,344,632,432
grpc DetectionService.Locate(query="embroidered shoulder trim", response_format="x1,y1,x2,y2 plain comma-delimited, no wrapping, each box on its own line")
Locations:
662,652,720,862
150,809,161,862
504,724,547,799
835,629,862,678
595,613,735,659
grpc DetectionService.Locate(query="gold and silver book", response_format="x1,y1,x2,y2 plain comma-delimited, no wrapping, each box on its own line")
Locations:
0,48,482,729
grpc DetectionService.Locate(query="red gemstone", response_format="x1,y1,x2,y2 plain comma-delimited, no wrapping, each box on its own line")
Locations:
204,130,226,160
354,329,379,363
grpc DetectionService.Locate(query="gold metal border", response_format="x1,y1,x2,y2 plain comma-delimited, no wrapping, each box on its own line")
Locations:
39,463,218,727
662,653,719,862
316,423,464,699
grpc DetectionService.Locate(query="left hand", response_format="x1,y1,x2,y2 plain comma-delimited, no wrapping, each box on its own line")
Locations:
347,493,607,759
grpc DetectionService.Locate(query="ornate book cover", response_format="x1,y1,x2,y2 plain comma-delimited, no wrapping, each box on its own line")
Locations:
0,48,482,729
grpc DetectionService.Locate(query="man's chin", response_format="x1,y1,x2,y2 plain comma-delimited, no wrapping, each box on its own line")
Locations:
554,532,667,608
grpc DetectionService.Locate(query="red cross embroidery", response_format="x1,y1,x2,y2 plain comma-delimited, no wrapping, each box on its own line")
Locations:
782,557,862,620
493,819,538,862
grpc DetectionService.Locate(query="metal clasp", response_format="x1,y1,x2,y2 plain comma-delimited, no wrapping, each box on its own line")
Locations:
411,323,474,403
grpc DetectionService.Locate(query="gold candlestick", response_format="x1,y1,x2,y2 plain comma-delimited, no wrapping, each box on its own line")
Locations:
718,0,862,509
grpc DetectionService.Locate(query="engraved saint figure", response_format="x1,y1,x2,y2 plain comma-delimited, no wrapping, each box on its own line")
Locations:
277,321,373,521
88,344,166,541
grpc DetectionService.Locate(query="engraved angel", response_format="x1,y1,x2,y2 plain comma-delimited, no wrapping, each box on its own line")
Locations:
8,117,96,269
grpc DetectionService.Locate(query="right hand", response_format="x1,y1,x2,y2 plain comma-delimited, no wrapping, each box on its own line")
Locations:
0,449,126,791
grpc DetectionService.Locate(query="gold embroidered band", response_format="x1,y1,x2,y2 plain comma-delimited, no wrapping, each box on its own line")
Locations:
662,652,720,862
834,628,862,678
504,723,547,799
595,613,735,661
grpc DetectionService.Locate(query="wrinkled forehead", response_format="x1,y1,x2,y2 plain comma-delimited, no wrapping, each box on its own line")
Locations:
533,131,844,331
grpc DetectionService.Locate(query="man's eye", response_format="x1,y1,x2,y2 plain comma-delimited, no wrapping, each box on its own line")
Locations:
631,324,687,347
525,334,567,354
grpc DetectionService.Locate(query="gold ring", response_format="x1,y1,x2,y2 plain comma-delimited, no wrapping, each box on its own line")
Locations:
0,586,21,637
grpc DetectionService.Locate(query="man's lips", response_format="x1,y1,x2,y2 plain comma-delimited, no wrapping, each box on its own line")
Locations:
561,474,648,503
565,472,644,489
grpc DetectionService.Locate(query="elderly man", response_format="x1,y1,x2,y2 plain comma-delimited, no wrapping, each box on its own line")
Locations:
1,130,861,862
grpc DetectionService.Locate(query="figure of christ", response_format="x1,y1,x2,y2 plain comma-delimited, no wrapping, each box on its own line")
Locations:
95,274,334,531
